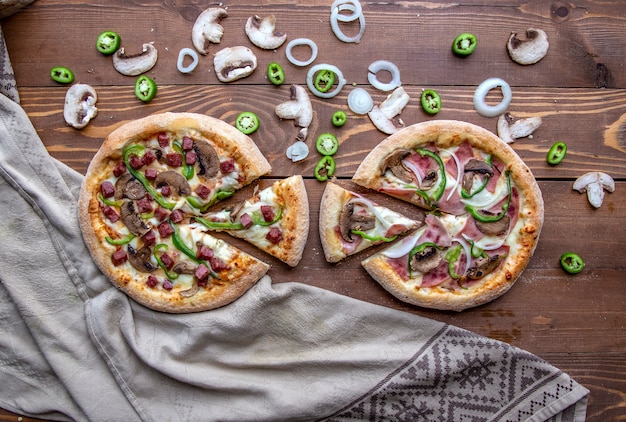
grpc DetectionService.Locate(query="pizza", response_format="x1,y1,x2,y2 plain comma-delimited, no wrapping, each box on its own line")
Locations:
78,112,278,313
352,120,544,311
194,175,309,267
319,182,420,263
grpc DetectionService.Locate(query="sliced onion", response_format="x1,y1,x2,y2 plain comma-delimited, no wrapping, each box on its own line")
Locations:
285,141,309,162
330,1,366,43
177,47,199,74
401,157,424,182
460,176,507,209
382,228,425,259
473,77,512,117
349,197,393,229
368,60,401,92
452,237,473,276
462,233,506,251
306,64,347,99
347,87,373,114
285,38,318,67
379,86,410,119
439,148,461,201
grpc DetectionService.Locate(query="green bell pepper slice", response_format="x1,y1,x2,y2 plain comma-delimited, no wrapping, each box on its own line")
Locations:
465,170,512,223
445,244,463,279
195,216,244,231
186,190,235,212
123,144,177,210
96,31,121,55
105,233,136,245
251,207,283,226
452,33,477,57
416,148,446,204
351,230,397,243
134,75,157,102
153,243,179,280
170,222,219,279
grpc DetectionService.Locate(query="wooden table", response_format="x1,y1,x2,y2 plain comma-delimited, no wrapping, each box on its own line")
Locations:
1,1,624,420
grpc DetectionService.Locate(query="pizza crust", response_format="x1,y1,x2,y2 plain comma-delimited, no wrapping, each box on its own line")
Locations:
319,182,354,263
354,120,544,311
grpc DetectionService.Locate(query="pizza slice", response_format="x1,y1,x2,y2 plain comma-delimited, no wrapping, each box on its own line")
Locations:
319,182,421,263
193,175,310,267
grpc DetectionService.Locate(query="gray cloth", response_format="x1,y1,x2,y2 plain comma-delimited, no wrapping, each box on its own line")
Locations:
0,29,588,422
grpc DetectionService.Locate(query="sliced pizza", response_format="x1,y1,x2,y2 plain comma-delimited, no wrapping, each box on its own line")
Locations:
353,120,544,311
193,175,310,267
319,182,421,263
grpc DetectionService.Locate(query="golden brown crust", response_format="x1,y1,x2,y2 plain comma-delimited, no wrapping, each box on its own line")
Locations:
319,182,353,263
355,120,544,311
78,112,272,313
225,175,310,267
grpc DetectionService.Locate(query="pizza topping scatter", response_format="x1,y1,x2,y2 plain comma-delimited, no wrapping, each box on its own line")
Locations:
192,7,228,55
560,252,584,274
275,84,313,143
330,0,366,44
50,66,74,84
267,62,285,86
63,83,98,129
235,112,260,135
572,171,615,208
96,31,121,55
546,142,567,165
452,33,477,57
507,28,549,65
245,15,287,50
112,43,158,76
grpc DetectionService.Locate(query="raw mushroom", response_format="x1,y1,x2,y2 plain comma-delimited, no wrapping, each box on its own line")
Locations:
245,15,287,50
572,171,615,208
63,83,97,129
192,7,228,55
275,84,313,143
497,112,542,144
112,43,158,76
507,28,549,65
213,46,258,83
368,86,410,135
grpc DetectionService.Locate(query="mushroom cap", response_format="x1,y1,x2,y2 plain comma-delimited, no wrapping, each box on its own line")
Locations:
192,7,228,55
338,201,376,242
127,245,157,273
507,28,549,65
63,83,98,129
213,46,258,83
245,15,287,50
193,140,220,178
154,170,191,196
409,246,442,274
112,43,158,76
120,200,152,237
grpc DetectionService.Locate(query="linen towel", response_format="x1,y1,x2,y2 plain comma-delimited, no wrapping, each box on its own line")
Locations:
0,26,588,422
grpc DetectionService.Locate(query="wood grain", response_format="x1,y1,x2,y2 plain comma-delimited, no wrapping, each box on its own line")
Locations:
1,0,624,421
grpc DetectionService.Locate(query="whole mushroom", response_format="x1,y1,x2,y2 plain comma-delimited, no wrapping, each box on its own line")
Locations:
63,83,98,129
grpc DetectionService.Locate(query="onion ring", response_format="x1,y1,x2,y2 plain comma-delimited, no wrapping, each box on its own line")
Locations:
473,77,512,117
285,38,318,67
306,64,347,99
367,60,401,92
177,47,199,74
330,1,366,43
347,87,374,114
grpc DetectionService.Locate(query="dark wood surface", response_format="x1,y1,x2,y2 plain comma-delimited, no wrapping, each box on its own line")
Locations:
1,0,624,420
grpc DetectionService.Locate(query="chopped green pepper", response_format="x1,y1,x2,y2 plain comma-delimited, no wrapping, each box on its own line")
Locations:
420,89,442,115
195,216,244,231
98,193,123,208
96,31,121,55
351,230,397,243
123,144,177,210
316,133,339,156
186,190,235,212
134,75,157,102
465,171,512,223
547,142,567,165
332,110,347,127
452,33,477,57
314,156,336,182
445,245,463,279
314,69,336,93
50,66,75,84
560,252,584,274
173,141,195,180
153,244,179,280
267,62,285,86
105,233,135,245
416,148,446,204
235,112,259,135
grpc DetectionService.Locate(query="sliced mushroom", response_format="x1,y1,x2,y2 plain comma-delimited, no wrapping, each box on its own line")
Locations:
63,83,97,129
410,246,442,274
338,201,376,242
120,200,152,237
275,84,313,143
192,7,228,55
381,149,413,182
112,43,158,76
475,215,511,236
466,254,505,280
173,262,196,275
154,171,191,196
213,46,257,83
497,112,542,144
462,158,494,193
507,28,549,65
179,283,199,298
245,15,287,50
368,87,410,135
572,171,615,208
115,174,147,200
228,200,246,222
193,140,220,178
127,245,157,273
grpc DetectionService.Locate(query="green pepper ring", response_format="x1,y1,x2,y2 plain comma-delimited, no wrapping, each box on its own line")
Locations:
96,31,121,55
452,33,477,57
547,142,567,165
420,89,442,115
134,75,157,102
235,112,260,134
50,66,75,84
316,133,339,156
315,156,336,182
267,62,285,86
332,110,347,127
314,69,336,93
560,252,585,274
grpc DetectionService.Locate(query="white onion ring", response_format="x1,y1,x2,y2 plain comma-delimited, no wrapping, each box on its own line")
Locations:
439,148,462,201
382,228,425,259
177,47,199,74
285,38,318,67
349,197,393,229
462,233,506,251
452,237,473,276
473,77,512,117
285,141,309,162
367,60,401,92
347,87,373,114
330,1,366,43
306,64,347,99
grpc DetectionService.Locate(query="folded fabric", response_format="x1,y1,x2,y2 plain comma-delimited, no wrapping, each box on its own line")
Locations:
0,36,588,422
